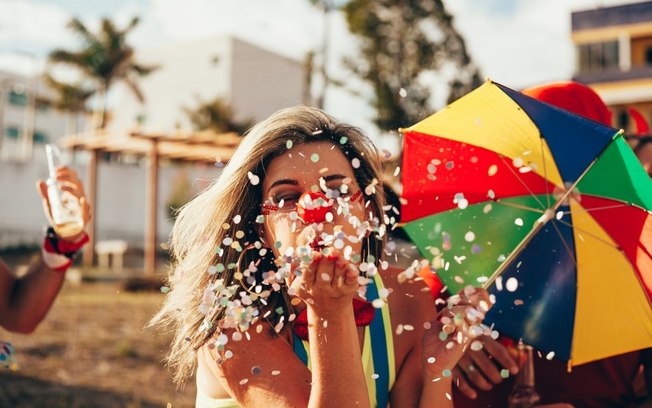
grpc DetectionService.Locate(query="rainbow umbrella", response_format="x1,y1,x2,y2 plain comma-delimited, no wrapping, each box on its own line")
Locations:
400,80,652,367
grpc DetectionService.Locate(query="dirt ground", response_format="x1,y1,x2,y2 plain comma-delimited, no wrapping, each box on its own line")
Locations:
0,280,196,408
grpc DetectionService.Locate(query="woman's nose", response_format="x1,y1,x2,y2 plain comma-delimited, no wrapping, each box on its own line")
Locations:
297,191,333,224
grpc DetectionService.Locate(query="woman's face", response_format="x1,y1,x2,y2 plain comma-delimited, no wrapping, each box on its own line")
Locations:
260,141,368,263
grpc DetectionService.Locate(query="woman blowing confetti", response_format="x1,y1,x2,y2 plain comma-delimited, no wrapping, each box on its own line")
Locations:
151,106,491,407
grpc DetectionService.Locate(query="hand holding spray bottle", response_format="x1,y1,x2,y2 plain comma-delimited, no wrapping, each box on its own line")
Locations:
44,144,84,239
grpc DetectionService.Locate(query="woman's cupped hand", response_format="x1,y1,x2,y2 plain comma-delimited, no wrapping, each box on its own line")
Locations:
422,286,493,380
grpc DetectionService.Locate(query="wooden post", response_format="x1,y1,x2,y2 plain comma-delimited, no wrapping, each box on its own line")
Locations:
145,139,159,275
83,149,98,267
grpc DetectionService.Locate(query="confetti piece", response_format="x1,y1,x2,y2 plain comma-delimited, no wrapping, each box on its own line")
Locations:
247,172,260,185
464,231,475,242
506,277,518,292
546,351,555,360
488,164,498,176
310,153,320,163
514,218,524,226
500,369,510,378
351,158,360,169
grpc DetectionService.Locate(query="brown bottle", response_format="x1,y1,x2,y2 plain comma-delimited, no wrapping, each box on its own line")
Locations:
508,341,541,408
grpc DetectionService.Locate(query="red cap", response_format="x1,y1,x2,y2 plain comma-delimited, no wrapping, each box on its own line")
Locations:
522,81,612,126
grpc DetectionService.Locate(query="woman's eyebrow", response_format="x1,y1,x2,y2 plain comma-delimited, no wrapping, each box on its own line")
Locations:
268,179,299,189
322,174,346,182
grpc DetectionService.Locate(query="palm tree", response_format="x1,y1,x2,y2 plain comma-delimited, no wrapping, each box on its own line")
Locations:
42,73,94,135
183,96,254,136
48,16,157,129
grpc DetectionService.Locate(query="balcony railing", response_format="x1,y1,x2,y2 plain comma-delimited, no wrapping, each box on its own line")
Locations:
573,65,652,84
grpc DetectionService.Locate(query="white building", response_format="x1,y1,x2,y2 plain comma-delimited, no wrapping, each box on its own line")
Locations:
111,35,307,132
0,70,72,162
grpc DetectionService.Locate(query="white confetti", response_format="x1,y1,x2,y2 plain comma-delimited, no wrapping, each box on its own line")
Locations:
247,172,260,185
506,277,518,292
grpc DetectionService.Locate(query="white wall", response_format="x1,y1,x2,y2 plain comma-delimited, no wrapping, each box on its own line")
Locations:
109,36,304,132
110,36,233,132
0,155,221,250
230,38,305,123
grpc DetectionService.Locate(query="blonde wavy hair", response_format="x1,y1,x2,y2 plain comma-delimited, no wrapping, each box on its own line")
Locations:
151,106,386,385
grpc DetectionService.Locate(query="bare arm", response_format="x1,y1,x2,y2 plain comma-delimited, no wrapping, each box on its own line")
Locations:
0,166,89,333
211,250,369,407
0,256,66,333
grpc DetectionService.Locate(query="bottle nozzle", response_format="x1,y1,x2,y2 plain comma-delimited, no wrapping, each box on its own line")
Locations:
45,144,60,178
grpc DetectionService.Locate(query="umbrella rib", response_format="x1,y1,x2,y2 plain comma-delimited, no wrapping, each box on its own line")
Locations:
483,151,605,289
549,220,577,264
539,135,552,208
558,203,630,215
554,218,620,249
499,156,547,210
494,199,545,214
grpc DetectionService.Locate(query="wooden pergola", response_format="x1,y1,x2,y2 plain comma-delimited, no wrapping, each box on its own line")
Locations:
61,129,241,275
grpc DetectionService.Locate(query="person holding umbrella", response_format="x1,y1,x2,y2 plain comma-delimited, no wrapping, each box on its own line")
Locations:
152,106,492,407
446,81,652,407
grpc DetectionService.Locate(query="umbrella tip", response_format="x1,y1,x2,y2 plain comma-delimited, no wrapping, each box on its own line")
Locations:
617,129,625,135
485,77,494,84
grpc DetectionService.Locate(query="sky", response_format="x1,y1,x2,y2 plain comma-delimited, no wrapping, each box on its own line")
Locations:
0,0,638,142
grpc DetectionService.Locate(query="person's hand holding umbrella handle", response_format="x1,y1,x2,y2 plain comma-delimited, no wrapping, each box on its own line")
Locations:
452,335,519,399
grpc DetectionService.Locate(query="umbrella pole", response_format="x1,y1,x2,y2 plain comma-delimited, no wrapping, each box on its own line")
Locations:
482,209,554,289
481,142,614,290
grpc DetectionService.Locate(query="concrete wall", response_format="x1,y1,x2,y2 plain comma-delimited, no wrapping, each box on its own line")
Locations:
109,35,304,132
230,38,305,123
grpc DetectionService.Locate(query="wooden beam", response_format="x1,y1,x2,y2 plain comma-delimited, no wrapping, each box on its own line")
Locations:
144,139,159,275
83,149,98,267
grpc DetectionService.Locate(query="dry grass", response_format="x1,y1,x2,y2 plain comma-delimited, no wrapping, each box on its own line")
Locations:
0,280,196,408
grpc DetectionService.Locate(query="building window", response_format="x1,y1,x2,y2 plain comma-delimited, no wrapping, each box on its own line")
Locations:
646,46,652,65
8,90,27,106
33,131,48,144
577,40,620,72
5,126,20,139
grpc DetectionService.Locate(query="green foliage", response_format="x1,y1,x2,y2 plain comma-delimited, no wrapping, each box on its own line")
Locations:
48,16,158,128
165,172,193,221
182,96,254,135
41,73,94,113
342,0,482,131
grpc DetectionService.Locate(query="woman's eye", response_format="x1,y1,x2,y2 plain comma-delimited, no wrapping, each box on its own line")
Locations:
276,195,300,208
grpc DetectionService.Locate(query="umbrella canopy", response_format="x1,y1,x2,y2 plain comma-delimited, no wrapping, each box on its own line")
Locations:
400,80,652,367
